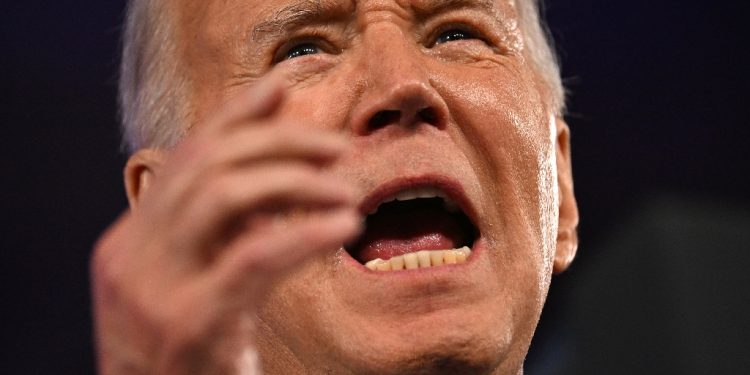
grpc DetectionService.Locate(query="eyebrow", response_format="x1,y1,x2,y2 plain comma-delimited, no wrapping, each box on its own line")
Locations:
412,0,499,19
251,0,501,42
251,0,353,44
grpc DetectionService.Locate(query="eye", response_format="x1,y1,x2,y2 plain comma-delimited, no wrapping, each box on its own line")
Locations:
434,28,477,45
281,42,322,60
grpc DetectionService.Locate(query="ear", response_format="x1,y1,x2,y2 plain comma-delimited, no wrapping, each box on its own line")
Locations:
123,148,166,209
553,117,579,274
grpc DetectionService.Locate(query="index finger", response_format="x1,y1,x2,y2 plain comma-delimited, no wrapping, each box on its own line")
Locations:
200,71,288,136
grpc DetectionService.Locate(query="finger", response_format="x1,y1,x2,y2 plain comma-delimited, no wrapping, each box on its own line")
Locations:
174,163,356,253
209,208,362,295
90,211,135,282
199,73,287,136
198,127,349,173
138,130,349,242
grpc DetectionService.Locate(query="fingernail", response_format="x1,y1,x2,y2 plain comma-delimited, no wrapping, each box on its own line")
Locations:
248,74,286,117
332,209,363,233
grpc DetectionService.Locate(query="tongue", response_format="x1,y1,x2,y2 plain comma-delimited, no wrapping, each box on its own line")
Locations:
352,199,466,263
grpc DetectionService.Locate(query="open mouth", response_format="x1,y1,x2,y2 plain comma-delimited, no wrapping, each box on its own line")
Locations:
346,183,479,272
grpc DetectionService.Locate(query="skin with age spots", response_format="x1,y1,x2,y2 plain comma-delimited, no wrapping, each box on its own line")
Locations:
91,0,579,374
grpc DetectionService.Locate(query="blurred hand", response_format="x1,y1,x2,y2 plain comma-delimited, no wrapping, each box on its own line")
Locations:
91,75,361,374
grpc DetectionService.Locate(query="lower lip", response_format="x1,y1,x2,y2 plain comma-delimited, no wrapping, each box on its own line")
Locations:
342,237,486,276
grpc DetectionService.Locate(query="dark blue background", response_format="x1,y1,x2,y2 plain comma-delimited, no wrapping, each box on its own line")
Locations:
2,1,748,373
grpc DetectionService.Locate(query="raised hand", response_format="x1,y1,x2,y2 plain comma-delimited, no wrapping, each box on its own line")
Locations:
91,74,361,374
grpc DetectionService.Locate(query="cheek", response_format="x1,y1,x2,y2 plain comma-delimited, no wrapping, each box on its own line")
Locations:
439,65,549,194
438,66,554,268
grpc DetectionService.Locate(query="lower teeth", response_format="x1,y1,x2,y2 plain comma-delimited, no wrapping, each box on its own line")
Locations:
364,247,472,271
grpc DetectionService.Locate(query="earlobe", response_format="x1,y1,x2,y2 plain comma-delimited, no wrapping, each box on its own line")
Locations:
124,148,166,209
553,117,579,274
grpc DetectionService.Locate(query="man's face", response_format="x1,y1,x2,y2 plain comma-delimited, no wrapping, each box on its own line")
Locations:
172,0,574,372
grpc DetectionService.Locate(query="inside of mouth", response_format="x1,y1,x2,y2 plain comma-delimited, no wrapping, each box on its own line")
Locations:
346,197,477,265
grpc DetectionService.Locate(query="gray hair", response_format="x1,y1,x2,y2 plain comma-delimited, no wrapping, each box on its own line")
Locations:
120,0,190,153
119,0,564,153
515,0,565,115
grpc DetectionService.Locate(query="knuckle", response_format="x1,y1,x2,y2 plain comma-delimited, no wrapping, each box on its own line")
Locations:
90,253,124,302
91,227,126,283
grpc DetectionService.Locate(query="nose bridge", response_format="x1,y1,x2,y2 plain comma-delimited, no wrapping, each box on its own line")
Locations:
362,24,424,86
352,23,448,135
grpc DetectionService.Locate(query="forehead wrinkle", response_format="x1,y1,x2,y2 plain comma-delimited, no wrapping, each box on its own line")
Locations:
411,0,500,18
251,0,354,44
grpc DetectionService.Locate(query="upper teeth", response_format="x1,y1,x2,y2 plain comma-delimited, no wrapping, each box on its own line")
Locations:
393,187,445,201
368,187,459,215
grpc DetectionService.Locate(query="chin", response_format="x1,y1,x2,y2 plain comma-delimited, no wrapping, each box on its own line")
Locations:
356,336,504,375
326,307,529,375
257,282,529,374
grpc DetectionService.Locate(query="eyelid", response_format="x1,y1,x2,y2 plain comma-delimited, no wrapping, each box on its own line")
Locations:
272,30,341,64
426,21,489,48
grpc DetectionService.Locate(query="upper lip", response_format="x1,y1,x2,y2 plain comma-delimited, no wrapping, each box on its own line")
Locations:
358,175,479,228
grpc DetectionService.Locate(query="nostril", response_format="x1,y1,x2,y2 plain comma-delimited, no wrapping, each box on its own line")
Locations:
418,108,437,124
368,110,401,130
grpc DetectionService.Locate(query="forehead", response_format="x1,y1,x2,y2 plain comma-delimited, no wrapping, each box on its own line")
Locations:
175,0,517,55
180,0,514,28
243,0,503,13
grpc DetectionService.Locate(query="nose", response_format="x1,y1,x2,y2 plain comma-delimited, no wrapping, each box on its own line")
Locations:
350,26,449,135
